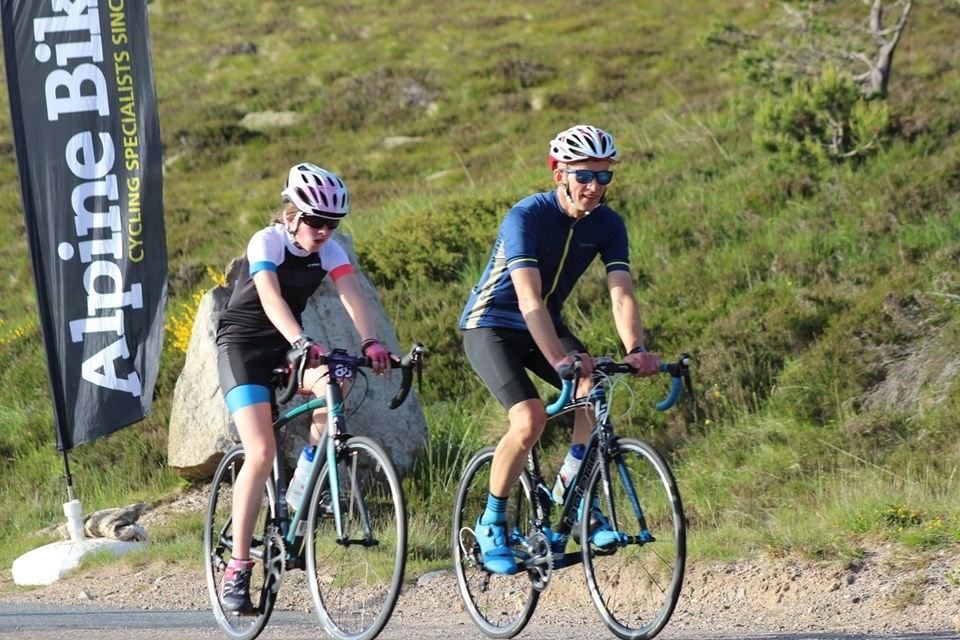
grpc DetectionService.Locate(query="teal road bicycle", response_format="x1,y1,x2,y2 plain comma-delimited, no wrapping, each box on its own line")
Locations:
453,354,692,640
204,343,425,640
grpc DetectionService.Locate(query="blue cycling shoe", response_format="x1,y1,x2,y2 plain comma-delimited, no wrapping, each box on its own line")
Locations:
543,527,568,554
573,505,623,550
587,509,621,550
474,517,519,575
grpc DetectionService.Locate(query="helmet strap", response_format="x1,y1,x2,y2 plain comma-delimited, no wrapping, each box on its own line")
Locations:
287,213,307,251
563,180,574,207
561,177,595,217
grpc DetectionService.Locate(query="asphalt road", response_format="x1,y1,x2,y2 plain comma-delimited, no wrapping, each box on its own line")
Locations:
0,603,957,640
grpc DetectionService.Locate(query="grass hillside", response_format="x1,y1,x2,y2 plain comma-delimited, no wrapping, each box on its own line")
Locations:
1,0,959,575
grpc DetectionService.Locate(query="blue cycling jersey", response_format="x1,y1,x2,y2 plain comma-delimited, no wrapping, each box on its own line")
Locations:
460,191,630,331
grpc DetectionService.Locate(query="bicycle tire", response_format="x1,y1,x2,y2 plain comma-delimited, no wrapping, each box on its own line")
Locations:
306,436,407,640
452,446,539,639
581,437,686,640
204,446,279,640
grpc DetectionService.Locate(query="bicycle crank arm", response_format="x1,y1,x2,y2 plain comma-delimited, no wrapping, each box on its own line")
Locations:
336,537,380,547
551,552,584,569
519,556,550,570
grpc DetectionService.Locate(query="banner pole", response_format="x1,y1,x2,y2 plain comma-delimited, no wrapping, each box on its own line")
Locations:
60,448,85,541
61,449,75,503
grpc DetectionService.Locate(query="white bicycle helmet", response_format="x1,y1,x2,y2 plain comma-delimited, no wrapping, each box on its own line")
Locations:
548,125,618,169
281,163,350,218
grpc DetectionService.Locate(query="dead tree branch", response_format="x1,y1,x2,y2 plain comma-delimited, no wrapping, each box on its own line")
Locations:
777,0,913,99
858,0,913,98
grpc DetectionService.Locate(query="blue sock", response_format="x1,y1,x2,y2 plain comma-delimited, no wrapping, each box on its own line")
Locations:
479,493,508,526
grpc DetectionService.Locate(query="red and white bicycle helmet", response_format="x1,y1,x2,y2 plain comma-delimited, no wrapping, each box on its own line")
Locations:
281,163,350,219
548,125,618,170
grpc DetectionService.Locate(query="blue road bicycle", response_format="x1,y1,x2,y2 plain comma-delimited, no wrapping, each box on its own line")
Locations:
204,343,425,640
453,354,692,640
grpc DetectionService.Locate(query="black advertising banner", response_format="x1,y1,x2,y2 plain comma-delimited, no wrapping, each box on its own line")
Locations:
1,0,166,450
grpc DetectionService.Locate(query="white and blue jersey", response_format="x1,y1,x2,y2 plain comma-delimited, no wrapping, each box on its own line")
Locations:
218,224,353,342
459,191,630,331
216,224,353,412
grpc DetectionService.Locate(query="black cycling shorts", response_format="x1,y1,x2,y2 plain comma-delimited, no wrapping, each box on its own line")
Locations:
462,326,586,410
216,331,288,410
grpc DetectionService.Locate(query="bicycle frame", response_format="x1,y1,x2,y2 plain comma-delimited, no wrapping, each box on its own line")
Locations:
220,344,422,569
269,361,359,562
522,367,657,568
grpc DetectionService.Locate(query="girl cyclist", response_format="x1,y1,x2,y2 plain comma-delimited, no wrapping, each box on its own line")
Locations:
215,163,393,613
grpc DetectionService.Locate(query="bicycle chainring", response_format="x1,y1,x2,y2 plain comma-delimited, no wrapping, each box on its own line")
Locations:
264,527,286,594
525,531,553,592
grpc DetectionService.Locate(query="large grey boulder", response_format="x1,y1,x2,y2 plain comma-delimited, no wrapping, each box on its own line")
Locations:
167,233,428,481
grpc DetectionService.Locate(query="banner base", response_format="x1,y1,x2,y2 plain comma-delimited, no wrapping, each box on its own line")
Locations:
12,537,146,586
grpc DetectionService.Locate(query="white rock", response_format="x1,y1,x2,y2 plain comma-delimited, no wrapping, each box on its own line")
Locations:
382,135,423,149
239,111,301,131
167,233,428,479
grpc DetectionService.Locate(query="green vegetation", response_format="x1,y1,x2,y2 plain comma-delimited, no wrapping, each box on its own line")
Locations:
1,0,959,580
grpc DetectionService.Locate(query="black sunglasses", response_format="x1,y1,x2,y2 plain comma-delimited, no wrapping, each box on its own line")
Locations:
561,169,614,186
300,215,339,230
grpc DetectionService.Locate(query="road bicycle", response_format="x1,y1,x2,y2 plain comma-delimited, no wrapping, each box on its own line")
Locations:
204,343,425,640
453,353,692,640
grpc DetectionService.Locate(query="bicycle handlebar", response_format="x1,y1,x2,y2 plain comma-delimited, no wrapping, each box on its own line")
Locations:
275,342,426,408
545,353,693,415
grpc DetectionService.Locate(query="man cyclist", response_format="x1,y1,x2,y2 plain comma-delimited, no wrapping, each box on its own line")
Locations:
459,124,662,575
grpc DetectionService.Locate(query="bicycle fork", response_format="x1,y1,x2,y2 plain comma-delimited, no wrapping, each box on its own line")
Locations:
322,381,376,548
608,444,656,544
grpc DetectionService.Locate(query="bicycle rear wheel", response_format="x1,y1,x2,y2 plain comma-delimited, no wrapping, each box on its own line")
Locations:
306,436,406,640
452,446,539,639
204,446,279,640
581,437,686,640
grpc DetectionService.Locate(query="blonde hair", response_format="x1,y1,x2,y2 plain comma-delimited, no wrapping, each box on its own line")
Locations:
270,199,300,226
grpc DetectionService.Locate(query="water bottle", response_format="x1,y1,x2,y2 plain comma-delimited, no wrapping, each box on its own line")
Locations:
552,443,586,504
286,445,316,512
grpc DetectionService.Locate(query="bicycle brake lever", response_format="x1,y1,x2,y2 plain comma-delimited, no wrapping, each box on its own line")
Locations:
297,352,308,389
415,355,423,394
678,352,694,399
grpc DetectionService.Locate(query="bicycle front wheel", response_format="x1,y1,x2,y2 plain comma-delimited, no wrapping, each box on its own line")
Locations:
451,446,539,639
204,446,279,640
582,438,686,640
306,436,407,640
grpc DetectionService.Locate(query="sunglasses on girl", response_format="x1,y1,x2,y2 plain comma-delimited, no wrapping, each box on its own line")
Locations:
561,168,614,185
300,215,339,230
